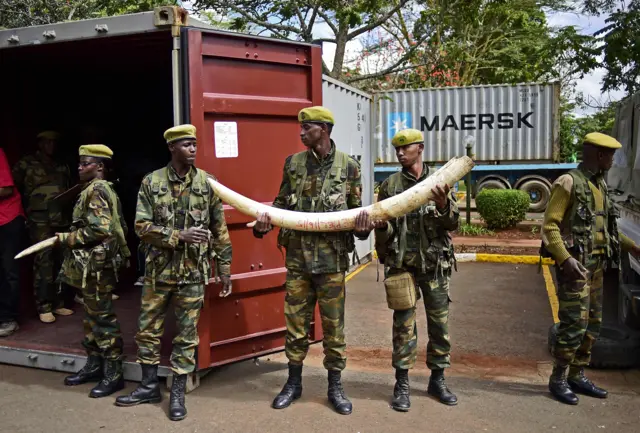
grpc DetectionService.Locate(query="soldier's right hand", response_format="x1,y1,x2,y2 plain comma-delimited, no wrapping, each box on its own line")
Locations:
254,212,272,234
179,227,210,244
561,257,588,281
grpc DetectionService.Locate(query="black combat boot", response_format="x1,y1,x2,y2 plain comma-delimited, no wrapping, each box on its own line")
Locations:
89,359,124,398
64,355,103,386
549,364,579,405
427,368,458,405
567,366,608,399
327,370,352,415
115,364,162,406
168,374,188,421
391,369,410,412
272,363,303,409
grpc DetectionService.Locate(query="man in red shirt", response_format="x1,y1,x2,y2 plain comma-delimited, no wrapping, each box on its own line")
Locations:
0,148,25,337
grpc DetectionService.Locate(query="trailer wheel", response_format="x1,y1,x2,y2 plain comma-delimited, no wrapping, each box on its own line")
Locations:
519,180,551,212
476,179,506,195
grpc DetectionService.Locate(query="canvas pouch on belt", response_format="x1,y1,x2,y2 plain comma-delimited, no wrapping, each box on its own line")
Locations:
383,272,417,310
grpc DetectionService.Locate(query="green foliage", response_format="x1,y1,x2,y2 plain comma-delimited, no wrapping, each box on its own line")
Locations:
476,189,531,230
457,223,495,237
558,100,617,162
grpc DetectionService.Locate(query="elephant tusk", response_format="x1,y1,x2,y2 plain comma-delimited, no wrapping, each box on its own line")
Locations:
208,156,475,232
15,236,58,259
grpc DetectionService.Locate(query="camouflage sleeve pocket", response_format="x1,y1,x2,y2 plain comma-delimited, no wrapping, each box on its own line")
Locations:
383,272,417,310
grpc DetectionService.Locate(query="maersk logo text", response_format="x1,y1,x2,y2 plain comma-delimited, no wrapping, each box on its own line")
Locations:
420,112,534,131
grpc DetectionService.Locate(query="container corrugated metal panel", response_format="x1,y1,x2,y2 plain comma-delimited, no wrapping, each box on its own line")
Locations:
322,75,373,259
374,83,560,164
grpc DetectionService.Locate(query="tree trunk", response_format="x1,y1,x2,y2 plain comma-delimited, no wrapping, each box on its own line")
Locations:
330,23,349,79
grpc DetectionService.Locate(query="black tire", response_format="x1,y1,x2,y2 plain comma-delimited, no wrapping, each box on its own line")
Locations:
548,323,640,369
476,179,506,196
589,325,640,369
519,179,551,212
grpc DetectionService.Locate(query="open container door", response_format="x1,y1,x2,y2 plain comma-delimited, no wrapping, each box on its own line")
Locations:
179,27,324,370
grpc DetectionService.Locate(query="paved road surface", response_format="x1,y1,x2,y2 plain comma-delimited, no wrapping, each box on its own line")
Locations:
1,263,639,433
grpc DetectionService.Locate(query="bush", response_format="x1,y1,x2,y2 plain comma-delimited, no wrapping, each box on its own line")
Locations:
475,189,530,230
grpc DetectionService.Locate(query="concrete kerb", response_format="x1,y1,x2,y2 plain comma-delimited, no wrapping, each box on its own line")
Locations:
372,250,555,265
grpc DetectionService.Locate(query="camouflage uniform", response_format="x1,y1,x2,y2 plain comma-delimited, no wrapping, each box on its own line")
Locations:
259,143,364,371
134,163,232,375
12,150,70,314
541,132,639,404
57,178,130,360
375,163,459,371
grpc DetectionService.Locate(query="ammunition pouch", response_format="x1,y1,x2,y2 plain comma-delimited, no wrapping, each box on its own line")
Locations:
383,271,417,311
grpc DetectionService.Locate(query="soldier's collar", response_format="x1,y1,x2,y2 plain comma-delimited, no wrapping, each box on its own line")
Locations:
402,162,429,181
167,162,195,182
310,140,336,163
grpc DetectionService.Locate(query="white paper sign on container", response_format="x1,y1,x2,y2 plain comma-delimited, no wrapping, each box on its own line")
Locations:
214,121,239,158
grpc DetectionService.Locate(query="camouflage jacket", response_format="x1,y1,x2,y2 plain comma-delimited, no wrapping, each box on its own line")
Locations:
12,151,70,226
375,163,459,273
57,179,129,289
135,163,232,285
258,142,365,274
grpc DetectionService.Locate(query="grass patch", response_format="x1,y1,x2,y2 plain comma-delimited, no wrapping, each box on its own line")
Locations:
457,223,495,237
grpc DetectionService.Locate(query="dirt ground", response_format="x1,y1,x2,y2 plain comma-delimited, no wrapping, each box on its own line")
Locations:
1,263,639,433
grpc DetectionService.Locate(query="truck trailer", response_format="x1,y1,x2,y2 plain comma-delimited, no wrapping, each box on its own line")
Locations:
373,84,577,212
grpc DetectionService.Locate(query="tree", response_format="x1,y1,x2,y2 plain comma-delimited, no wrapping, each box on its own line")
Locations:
192,0,427,80
0,0,178,29
346,0,599,92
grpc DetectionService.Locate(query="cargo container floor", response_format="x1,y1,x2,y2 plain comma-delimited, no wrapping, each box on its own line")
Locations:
0,284,179,379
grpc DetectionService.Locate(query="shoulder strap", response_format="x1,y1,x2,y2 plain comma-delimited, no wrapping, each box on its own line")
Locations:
289,151,308,200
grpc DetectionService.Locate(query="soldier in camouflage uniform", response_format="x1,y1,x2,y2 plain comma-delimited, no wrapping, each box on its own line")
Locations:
116,124,232,422
12,131,73,322
542,132,640,405
253,106,370,415
56,144,130,398
364,129,459,411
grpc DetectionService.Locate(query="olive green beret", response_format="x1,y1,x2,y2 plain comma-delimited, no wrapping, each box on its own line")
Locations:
79,144,113,159
298,106,335,125
391,128,424,147
583,132,621,149
164,124,197,144
37,130,60,140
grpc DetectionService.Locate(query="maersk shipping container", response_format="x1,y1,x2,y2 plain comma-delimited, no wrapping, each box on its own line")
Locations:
374,83,561,164
322,76,373,261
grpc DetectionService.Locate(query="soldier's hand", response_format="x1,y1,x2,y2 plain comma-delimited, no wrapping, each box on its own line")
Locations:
372,220,388,230
179,227,210,244
254,212,272,234
561,257,588,281
354,210,373,235
631,245,640,260
218,274,232,297
431,184,451,210
54,233,63,246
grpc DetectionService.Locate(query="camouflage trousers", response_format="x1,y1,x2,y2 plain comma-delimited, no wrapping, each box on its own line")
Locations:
553,255,604,368
135,281,204,375
81,272,123,360
284,270,346,371
392,269,451,370
28,222,64,314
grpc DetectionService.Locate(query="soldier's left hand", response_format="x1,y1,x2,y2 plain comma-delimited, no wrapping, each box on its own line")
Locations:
430,184,450,210
354,210,373,235
218,274,232,297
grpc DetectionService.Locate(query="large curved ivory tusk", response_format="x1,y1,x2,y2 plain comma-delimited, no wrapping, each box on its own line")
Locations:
207,156,475,232
15,236,58,259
